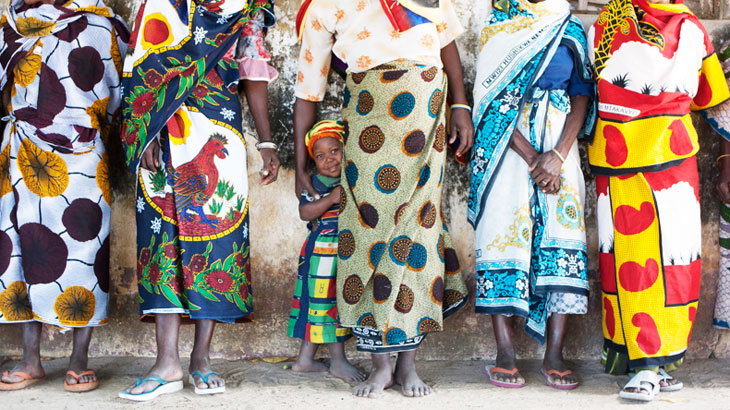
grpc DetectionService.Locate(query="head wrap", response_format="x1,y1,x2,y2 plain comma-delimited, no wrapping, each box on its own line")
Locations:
305,120,345,158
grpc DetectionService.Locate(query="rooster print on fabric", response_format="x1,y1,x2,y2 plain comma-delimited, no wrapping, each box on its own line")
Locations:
169,133,229,231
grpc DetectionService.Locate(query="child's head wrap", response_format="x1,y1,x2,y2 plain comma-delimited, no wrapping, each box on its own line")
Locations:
305,120,345,158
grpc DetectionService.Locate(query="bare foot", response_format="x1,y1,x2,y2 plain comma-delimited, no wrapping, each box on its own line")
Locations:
394,353,431,397
1,361,45,383
293,340,327,373
542,354,577,387
491,348,524,385
353,354,393,398
124,359,183,394
292,357,329,373
189,353,224,390
329,358,365,382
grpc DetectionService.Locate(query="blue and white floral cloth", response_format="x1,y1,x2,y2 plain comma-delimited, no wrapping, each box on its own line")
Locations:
470,0,595,343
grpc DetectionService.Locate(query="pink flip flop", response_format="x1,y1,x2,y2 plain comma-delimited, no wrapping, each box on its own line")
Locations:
541,368,579,390
485,365,526,388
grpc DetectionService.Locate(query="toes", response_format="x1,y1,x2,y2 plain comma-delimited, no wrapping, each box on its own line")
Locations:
403,387,414,397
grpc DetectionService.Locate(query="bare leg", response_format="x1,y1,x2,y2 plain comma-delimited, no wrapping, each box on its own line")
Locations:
490,315,524,385
542,314,577,386
65,327,96,385
124,314,184,394
1,322,44,383
394,350,431,397
292,340,327,373
327,342,365,382
352,353,393,398
189,319,224,389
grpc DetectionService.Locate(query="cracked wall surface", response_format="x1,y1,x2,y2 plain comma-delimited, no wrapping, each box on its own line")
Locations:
2,0,730,362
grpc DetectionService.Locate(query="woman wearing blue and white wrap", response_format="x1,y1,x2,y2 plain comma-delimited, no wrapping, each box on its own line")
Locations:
469,0,595,389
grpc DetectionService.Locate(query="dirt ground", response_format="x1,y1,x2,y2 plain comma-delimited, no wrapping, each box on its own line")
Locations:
1,357,730,409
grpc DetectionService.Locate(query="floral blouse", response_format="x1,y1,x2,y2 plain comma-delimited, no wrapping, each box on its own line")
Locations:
295,0,464,102
234,9,278,83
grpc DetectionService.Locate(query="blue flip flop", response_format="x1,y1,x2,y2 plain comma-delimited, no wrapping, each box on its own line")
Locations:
118,376,183,402
188,371,225,395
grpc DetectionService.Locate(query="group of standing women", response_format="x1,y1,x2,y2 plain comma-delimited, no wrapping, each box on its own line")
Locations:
0,0,729,404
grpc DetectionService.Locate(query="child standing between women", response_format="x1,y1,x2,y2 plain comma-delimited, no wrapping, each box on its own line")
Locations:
287,121,365,383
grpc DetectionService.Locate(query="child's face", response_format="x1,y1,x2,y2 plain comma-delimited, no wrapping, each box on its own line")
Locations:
312,137,343,178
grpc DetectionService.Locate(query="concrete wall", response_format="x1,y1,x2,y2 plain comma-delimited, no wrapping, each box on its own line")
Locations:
2,0,730,362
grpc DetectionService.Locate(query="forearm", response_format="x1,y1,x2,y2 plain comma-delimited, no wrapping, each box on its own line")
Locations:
299,195,336,221
510,128,538,163
440,41,468,105
242,80,272,142
553,95,589,157
294,98,317,175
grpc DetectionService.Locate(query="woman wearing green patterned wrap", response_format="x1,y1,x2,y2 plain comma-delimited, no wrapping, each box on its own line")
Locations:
293,0,472,399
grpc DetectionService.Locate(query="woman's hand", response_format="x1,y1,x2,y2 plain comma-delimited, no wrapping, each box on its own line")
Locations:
296,169,317,200
529,151,562,194
140,138,160,172
717,160,730,204
330,185,344,206
449,108,474,159
258,148,280,185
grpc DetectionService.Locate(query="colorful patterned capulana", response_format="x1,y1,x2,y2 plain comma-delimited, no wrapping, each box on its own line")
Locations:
0,0,129,328
337,61,468,352
589,0,729,373
123,0,275,322
288,174,351,344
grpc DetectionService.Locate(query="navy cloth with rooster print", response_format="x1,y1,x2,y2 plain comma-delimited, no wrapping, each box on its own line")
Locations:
126,0,274,323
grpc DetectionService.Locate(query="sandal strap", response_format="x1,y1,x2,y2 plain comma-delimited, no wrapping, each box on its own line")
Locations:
546,369,573,378
624,370,658,393
657,368,674,382
191,371,219,384
135,376,169,387
489,367,519,376
67,370,96,381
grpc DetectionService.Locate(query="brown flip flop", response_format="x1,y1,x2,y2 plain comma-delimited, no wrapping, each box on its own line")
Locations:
0,370,45,391
64,370,99,393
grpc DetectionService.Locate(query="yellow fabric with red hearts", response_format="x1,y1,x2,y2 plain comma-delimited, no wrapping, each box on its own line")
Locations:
597,157,701,369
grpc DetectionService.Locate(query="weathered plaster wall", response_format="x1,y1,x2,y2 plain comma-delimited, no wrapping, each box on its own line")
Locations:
2,0,730,362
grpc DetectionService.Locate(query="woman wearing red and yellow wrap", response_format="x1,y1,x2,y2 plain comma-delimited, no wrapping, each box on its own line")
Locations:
587,0,729,401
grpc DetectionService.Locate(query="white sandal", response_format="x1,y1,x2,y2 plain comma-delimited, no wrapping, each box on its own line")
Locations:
619,370,660,402
657,368,683,392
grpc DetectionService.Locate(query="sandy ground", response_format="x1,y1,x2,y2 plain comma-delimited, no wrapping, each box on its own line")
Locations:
1,357,730,409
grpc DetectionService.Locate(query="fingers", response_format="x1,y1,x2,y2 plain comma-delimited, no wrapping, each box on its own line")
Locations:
451,110,474,158
456,128,473,157
304,179,319,200
260,151,281,185
140,139,160,171
539,176,561,194
152,142,160,168
717,181,730,203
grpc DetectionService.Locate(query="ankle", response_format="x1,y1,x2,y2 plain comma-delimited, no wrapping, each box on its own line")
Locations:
19,357,42,368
